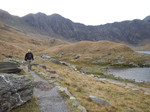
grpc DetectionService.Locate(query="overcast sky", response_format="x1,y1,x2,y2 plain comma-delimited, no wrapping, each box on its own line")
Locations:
0,0,150,25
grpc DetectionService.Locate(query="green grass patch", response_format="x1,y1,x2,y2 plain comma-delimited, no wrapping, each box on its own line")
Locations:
110,63,137,67
59,91,70,99
11,97,40,112
68,100,82,112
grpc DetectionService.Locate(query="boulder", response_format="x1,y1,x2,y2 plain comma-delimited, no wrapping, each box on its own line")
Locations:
0,74,33,112
50,58,62,65
89,96,111,106
47,70,57,74
0,62,22,73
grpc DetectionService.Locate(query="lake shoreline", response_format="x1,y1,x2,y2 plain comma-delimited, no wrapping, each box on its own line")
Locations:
106,66,150,83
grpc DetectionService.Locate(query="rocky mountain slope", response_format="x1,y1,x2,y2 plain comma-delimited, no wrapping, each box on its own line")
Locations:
0,9,150,45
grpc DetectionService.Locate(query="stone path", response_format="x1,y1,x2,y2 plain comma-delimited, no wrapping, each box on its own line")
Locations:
30,71,71,112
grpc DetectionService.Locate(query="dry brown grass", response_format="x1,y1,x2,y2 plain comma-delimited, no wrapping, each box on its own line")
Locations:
33,57,150,112
1,23,150,112
0,23,67,60
42,40,150,66
43,41,133,56
132,44,150,51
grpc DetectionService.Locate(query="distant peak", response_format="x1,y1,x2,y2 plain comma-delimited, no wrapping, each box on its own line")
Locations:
0,9,10,15
143,15,150,23
35,12,47,16
50,13,63,18
23,12,48,18
0,9,12,19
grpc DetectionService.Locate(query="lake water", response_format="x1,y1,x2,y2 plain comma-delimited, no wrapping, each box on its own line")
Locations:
107,67,150,82
136,51,150,55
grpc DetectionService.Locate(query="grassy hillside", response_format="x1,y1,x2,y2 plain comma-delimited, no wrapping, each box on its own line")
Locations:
0,23,66,59
45,41,133,54
43,40,150,66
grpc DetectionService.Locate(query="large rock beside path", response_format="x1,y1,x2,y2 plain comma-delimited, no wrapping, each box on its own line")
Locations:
0,62,22,73
0,74,33,112
89,96,111,106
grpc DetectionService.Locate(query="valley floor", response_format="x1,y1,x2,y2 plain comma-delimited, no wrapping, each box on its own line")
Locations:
11,56,150,112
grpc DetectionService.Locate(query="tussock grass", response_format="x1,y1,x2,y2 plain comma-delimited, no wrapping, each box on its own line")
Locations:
33,57,150,112
11,97,40,112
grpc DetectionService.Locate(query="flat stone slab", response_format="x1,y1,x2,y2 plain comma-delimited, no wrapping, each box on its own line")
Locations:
89,96,111,106
0,62,21,73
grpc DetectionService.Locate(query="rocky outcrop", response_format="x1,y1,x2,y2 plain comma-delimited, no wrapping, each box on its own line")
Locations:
0,74,33,112
0,62,22,73
41,55,64,65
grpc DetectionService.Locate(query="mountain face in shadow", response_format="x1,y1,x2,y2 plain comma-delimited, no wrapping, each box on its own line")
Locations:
0,9,150,45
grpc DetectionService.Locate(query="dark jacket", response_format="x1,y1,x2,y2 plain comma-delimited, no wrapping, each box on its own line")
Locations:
25,52,34,61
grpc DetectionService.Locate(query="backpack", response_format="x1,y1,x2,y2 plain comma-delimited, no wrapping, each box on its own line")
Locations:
26,52,33,60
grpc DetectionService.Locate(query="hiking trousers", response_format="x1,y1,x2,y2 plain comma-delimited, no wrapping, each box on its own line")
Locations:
27,60,32,71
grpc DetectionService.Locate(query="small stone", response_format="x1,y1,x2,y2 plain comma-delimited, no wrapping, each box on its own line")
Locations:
54,82,60,86
132,88,139,91
48,80,56,84
41,55,51,59
58,77,65,81
77,105,87,112
54,74,60,78
125,86,130,88
72,101,80,107
144,92,150,95
50,58,62,65
47,70,57,74
39,65,47,69
70,96,76,100
57,86,72,97
60,61,68,66
39,72,51,79
73,55,80,60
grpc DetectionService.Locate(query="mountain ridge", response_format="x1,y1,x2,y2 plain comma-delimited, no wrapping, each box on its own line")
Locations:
0,9,150,45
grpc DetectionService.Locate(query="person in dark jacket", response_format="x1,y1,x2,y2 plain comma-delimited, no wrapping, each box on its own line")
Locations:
24,49,34,71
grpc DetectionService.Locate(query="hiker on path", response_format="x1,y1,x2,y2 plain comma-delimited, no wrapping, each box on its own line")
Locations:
24,49,34,71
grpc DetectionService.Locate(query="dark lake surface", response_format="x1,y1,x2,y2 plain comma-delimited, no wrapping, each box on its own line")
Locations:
107,67,150,82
